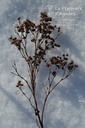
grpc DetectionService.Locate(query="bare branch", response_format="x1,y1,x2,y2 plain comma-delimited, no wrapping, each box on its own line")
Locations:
12,62,33,93
19,87,35,110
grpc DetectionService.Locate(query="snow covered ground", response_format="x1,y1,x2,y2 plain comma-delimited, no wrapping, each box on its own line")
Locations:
0,0,85,128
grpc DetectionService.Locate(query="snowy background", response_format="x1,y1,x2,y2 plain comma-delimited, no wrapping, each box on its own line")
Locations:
0,0,85,128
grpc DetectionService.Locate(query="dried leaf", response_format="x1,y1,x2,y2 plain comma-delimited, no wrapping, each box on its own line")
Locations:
52,71,56,77
16,81,23,87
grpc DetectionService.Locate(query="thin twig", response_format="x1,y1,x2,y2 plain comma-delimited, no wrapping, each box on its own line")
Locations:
19,87,35,110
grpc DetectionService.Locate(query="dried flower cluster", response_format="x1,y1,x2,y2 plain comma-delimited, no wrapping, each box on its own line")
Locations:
46,54,78,77
8,12,78,128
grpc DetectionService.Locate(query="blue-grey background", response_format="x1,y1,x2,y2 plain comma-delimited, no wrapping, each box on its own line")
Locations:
0,0,85,128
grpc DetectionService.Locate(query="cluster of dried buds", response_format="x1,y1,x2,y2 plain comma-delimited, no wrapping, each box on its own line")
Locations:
29,12,61,67
8,36,22,50
17,17,36,34
9,12,61,69
46,54,78,77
